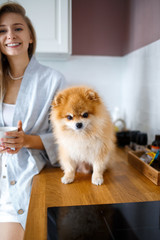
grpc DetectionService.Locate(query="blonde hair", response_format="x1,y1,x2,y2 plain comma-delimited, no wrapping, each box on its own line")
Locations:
0,1,37,99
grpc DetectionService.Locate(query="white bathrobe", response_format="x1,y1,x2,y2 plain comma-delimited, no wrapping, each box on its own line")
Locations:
0,56,65,229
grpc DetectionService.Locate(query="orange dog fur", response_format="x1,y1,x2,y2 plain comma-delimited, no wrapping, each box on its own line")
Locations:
50,86,115,185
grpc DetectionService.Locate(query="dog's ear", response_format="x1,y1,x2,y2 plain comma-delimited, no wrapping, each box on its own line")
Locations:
52,93,64,107
85,89,99,101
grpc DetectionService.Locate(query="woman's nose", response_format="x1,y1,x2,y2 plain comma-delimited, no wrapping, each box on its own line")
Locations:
7,30,16,40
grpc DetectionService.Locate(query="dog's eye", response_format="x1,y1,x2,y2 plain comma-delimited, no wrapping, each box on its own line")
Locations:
82,112,88,118
67,115,73,120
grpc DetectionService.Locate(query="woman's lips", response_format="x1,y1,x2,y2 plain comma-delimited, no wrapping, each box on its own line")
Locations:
6,42,21,47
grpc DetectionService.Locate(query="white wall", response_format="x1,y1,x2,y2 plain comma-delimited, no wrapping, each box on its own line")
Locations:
38,39,160,144
39,56,123,114
122,39,160,143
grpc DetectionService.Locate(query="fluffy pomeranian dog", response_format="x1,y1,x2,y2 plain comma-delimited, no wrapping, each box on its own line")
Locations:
50,86,115,185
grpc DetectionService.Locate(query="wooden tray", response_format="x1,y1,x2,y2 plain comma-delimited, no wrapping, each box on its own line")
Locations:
128,151,160,185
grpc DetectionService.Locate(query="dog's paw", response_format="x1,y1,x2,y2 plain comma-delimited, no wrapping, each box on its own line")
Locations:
61,175,74,184
92,175,104,186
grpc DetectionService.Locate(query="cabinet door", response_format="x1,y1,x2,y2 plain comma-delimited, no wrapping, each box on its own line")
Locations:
18,0,71,54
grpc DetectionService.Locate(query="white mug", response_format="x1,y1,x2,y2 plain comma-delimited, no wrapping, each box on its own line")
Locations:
0,127,18,138
0,127,18,151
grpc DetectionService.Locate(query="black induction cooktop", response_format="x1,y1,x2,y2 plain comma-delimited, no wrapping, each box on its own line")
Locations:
47,201,160,240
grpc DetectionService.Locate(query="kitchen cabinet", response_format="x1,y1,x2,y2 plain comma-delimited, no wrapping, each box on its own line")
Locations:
18,0,71,58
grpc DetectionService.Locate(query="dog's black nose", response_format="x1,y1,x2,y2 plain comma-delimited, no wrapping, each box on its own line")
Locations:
76,122,83,129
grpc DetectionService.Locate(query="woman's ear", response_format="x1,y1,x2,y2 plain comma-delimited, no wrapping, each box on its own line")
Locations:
29,38,33,44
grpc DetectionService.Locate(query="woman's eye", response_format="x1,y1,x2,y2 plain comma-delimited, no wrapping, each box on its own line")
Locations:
15,28,23,32
82,112,88,118
67,115,73,120
0,29,6,34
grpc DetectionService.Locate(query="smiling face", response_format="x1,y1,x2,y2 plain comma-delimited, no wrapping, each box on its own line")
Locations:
0,12,33,58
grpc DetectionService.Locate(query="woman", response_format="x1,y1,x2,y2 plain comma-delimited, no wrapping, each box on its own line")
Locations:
0,2,65,239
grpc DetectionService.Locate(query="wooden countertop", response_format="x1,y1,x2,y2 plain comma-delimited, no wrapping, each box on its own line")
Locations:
24,148,160,240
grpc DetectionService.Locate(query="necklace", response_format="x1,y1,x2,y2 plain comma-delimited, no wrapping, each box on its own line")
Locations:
8,70,24,80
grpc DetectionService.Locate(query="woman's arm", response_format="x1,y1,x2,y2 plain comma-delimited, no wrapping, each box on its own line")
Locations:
23,134,45,150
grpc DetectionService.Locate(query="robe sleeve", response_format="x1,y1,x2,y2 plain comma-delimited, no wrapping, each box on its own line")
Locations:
39,73,66,165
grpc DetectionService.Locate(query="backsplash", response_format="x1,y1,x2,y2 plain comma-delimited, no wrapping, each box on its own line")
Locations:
39,55,123,115
38,39,160,144
122,39,160,143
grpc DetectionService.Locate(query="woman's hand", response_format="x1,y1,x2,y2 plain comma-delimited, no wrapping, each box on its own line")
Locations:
0,120,25,154
0,120,45,154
